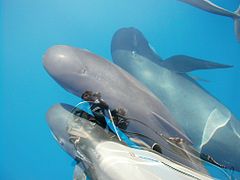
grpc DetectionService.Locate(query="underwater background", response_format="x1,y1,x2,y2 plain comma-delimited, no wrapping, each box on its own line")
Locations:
1,0,240,179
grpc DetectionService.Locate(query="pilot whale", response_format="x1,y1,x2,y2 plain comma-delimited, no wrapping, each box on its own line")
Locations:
178,0,240,41
111,27,240,170
43,45,213,171
46,103,217,179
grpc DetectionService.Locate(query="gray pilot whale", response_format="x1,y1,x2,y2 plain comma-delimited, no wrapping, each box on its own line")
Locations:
178,0,240,41
43,45,210,171
111,27,240,170
46,103,216,179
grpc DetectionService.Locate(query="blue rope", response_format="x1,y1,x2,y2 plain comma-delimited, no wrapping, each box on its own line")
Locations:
74,101,140,149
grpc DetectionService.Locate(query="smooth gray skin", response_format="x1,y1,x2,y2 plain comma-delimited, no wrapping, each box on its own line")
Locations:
179,0,240,41
46,103,212,177
43,45,215,172
43,45,193,144
179,0,239,18
111,27,240,170
46,103,119,180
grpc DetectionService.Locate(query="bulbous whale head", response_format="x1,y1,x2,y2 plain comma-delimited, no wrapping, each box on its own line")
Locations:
43,45,109,97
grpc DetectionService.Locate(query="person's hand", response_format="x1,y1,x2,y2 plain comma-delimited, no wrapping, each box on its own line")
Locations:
116,108,127,116
93,92,101,99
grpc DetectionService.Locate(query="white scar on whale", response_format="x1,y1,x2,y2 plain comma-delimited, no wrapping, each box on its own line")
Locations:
200,108,231,150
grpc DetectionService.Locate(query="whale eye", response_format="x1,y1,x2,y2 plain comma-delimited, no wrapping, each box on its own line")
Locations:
131,51,137,57
79,66,88,75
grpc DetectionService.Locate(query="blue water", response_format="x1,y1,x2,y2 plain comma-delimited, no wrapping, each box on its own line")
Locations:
1,0,240,179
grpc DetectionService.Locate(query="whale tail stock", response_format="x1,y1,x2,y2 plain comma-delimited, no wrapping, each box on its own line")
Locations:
234,6,240,42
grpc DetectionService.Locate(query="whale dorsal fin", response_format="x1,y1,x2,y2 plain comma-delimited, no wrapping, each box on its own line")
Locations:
161,55,233,73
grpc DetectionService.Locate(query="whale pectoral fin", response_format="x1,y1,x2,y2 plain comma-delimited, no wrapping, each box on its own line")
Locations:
161,55,233,73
